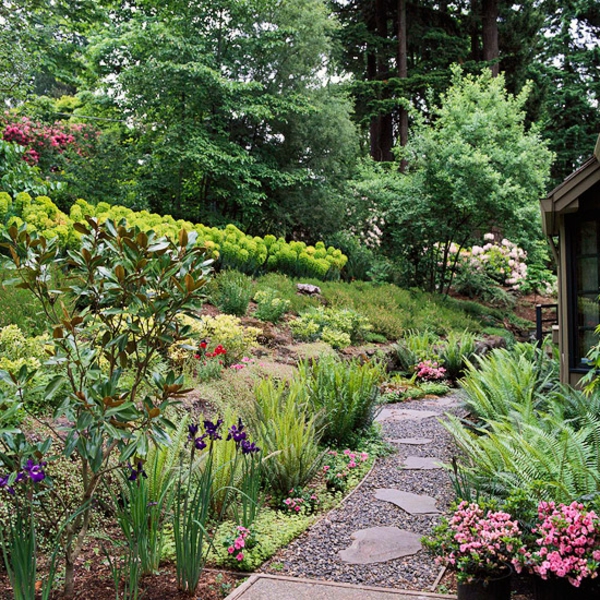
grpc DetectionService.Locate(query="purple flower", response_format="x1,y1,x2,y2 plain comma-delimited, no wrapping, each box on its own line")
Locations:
203,419,223,441
240,440,260,455
0,474,15,495
188,423,199,441
227,418,247,445
194,435,207,451
23,459,47,483
128,461,147,482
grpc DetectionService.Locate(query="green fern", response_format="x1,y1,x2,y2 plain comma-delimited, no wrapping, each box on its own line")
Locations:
250,378,325,497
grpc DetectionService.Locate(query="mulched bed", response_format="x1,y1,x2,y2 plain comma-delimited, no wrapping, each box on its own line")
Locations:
0,565,241,600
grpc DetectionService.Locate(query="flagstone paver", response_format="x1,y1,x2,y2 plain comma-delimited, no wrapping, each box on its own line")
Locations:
400,456,444,470
388,437,433,445
376,408,439,422
225,575,456,600
339,527,422,564
374,489,439,515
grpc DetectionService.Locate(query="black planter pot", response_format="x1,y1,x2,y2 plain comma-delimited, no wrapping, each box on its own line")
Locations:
457,570,512,600
533,576,600,600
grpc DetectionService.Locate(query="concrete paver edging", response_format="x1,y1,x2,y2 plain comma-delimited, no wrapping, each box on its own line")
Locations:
224,574,457,600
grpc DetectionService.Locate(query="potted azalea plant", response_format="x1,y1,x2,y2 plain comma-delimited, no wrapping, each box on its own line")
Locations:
513,500,600,600
424,500,523,600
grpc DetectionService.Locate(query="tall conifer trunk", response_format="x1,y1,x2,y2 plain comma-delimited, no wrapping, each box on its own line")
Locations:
398,0,408,171
482,0,499,75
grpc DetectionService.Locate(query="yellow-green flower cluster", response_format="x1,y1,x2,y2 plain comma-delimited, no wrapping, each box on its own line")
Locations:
0,193,347,280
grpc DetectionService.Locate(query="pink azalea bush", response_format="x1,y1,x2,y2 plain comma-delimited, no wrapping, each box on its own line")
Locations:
514,501,600,587
424,501,523,583
2,115,98,168
415,359,446,381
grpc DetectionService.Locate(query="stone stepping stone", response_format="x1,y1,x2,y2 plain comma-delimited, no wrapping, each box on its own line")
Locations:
388,437,432,445
422,396,462,409
375,408,439,423
339,526,422,565
374,489,439,515
400,456,444,470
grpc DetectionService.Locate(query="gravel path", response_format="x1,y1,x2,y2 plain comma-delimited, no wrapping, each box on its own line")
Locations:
259,393,465,591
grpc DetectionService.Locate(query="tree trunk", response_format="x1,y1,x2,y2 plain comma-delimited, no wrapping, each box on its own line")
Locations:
398,0,408,171
370,0,394,161
470,0,481,62
481,0,499,75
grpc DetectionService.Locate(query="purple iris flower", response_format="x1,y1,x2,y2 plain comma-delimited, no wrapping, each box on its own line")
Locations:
240,440,260,455
0,474,15,495
128,461,147,482
227,418,247,445
23,459,47,483
203,419,223,441
194,434,207,451
188,423,199,441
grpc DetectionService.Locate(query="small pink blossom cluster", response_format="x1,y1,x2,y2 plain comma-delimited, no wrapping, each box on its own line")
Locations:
2,116,97,166
323,449,369,492
415,360,446,381
230,356,254,370
447,502,521,567
282,493,318,513
515,501,600,587
282,487,320,514
226,526,251,562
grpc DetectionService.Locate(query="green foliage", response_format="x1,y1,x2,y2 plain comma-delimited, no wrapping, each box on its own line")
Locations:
210,509,313,571
87,0,359,237
211,270,253,317
113,418,187,576
0,325,57,415
394,330,439,373
253,288,291,324
175,314,260,367
0,504,37,600
0,217,212,597
250,378,324,496
439,330,478,381
326,231,376,282
0,194,348,281
290,306,371,348
460,344,556,423
383,67,553,292
298,355,384,447
0,140,51,197
0,324,48,376
444,407,600,503
442,345,600,504
253,273,494,341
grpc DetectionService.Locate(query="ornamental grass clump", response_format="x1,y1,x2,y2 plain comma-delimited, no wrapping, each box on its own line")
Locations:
514,501,600,588
424,501,523,583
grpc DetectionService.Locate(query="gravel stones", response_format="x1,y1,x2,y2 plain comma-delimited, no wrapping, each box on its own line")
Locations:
374,489,439,515
339,527,422,564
